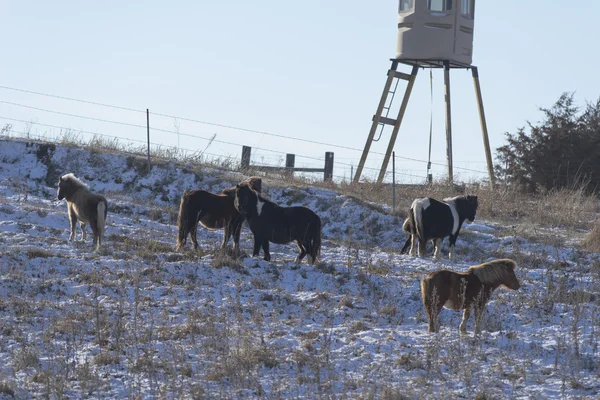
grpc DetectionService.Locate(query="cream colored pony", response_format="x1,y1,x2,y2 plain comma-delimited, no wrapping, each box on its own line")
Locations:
57,173,108,251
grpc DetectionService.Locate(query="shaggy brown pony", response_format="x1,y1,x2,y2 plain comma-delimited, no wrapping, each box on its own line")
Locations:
175,177,262,252
57,173,108,251
420,259,520,334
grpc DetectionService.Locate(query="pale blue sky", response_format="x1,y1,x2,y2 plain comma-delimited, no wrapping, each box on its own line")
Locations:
1,1,598,183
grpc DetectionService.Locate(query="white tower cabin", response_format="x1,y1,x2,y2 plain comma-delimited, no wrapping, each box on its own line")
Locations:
354,0,494,188
397,0,474,66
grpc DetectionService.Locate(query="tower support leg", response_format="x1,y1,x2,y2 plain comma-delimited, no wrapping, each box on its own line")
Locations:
472,67,495,188
443,61,453,183
353,60,400,183
376,66,419,183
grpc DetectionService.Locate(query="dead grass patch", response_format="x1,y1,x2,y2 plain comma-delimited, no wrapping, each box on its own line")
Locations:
366,263,391,276
93,351,121,366
583,219,600,252
0,381,15,397
13,347,40,371
26,248,57,259
206,340,279,384
348,320,369,334
338,296,354,309
210,248,247,273
108,235,174,261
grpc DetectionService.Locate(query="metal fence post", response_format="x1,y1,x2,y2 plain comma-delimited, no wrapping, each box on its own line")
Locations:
146,109,151,172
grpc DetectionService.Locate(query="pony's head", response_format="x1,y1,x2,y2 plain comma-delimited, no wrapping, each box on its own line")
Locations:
463,195,478,222
222,176,263,198
234,183,258,216
57,173,86,201
470,259,520,290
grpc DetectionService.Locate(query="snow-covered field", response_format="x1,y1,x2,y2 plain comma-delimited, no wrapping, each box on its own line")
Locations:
0,139,599,399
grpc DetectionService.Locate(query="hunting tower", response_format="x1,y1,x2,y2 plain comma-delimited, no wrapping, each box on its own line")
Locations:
354,0,494,187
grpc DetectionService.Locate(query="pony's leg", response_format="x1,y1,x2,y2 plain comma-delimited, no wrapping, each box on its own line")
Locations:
221,222,231,249
252,235,263,257
232,218,243,256
459,308,471,334
433,239,442,260
424,290,441,333
428,306,441,333
90,219,100,251
262,240,271,262
474,305,485,335
307,246,314,265
408,235,416,256
190,223,199,250
68,205,77,241
80,222,87,241
400,235,411,254
294,240,307,263
191,209,207,250
448,235,457,260
417,237,428,258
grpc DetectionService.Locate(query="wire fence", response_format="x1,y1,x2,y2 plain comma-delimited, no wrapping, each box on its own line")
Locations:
0,84,490,184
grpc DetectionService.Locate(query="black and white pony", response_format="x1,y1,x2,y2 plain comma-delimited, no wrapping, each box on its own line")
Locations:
400,195,478,260
233,184,322,264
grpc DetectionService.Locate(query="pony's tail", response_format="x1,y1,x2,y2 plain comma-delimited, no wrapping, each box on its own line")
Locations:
420,276,431,311
310,216,322,264
96,201,107,249
413,205,425,244
176,190,192,251
400,214,414,254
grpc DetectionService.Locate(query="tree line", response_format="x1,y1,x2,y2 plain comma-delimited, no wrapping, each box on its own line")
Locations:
496,93,600,193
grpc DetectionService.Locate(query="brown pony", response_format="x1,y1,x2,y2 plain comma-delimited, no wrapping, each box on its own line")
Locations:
57,173,108,251
420,259,520,334
175,177,262,252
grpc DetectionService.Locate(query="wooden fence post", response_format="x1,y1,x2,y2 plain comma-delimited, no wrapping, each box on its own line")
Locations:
324,152,334,181
286,154,295,175
241,146,251,171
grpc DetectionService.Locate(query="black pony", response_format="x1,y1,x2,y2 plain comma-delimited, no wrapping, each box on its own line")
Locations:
400,195,478,259
234,184,321,264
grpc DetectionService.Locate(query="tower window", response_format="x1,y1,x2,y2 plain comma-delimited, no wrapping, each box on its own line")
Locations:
399,0,414,12
461,0,474,17
428,0,452,12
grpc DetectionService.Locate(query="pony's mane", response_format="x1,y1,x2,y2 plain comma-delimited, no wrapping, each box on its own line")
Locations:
237,183,274,207
221,187,236,197
469,259,516,285
61,173,88,189
443,195,473,203
444,195,478,211
443,195,460,202
253,188,273,205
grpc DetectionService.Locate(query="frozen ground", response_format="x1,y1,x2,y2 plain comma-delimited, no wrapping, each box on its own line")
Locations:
0,139,599,399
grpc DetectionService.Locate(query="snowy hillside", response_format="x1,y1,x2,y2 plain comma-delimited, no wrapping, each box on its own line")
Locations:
0,138,599,399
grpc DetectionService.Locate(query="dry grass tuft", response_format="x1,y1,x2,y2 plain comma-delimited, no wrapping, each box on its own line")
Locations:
26,248,57,259
473,185,597,229
0,381,15,397
93,351,121,366
582,219,600,252
348,320,369,334
210,248,247,273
